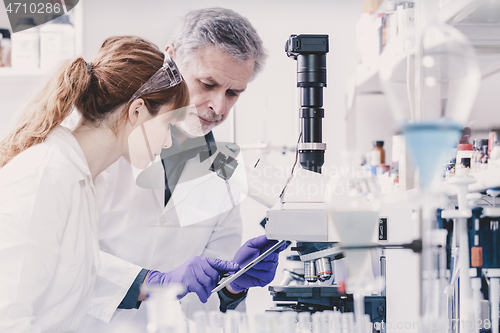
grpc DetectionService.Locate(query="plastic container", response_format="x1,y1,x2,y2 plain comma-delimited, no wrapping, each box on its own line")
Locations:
40,15,75,69
11,18,39,69
0,28,11,67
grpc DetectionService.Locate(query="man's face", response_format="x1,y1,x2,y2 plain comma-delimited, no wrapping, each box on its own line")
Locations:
174,45,255,138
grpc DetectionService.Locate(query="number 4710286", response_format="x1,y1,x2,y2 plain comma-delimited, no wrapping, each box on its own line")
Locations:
5,2,63,15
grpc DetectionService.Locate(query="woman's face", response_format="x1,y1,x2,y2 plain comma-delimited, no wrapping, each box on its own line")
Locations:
128,104,175,169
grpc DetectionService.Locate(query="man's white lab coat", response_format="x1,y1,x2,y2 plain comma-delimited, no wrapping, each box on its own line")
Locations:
80,150,245,332
0,126,104,333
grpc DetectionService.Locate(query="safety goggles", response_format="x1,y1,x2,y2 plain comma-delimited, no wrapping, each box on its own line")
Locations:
127,52,182,104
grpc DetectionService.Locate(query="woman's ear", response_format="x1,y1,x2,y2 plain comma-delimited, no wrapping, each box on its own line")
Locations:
127,99,147,126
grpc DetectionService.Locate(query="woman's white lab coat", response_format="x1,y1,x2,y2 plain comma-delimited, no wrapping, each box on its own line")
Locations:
0,126,105,332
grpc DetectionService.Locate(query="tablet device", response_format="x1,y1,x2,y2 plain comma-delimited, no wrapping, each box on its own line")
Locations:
211,240,286,294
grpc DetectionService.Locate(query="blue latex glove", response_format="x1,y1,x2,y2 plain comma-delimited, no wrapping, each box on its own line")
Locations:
147,257,239,303
229,235,286,293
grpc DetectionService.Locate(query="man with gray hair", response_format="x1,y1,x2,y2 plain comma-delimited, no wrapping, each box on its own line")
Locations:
79,7,281,332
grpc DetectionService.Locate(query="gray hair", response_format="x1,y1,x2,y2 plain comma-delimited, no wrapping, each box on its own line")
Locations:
170,7,267,80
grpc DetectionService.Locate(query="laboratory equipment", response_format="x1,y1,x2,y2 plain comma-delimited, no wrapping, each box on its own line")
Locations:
266,35,341,296
439,204,500,333
144,284,188,333
380,1,482,330
467,207,500,333
11,17,39,69
265,34,387,328
284,34,328,173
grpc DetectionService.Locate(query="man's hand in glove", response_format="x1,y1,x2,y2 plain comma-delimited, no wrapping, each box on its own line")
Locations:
228,235,286,293
146,257,239,303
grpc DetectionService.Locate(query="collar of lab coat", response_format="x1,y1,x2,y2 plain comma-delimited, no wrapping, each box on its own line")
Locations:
45,126,109,215
161,127,216,164
44,125,92,181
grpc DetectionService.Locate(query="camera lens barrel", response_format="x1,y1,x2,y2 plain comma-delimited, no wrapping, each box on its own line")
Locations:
286,34,329,173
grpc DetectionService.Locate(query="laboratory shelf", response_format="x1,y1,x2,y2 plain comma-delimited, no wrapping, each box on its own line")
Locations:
438,0,485,25
354,0,500,95
436,167,500,196
0,1,83,78
355,62,381,94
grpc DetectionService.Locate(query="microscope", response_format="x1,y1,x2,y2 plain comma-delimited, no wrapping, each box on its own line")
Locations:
264,34,386,323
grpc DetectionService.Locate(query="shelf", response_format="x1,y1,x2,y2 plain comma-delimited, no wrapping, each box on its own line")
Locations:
355,0,500,95
438,0,485,25
0,2,83,77
437,167,500,196
355,62,382,94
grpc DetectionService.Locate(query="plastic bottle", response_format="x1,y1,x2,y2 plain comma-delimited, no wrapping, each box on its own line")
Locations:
490,141,500,169
397,2,414,37
489,129,500,156
478,139,488,172
40,15,75,70
456,157,471,176
0,28,12,67
480,145,489,170
472,139,487,173
471,139,479,172
456,143,473,171
11,18,40,69
384,1,398,45
445,158,456,179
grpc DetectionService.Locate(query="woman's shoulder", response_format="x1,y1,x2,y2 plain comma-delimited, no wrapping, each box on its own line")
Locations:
0,141,80,188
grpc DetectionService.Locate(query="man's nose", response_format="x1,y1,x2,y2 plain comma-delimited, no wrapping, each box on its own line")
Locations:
208,92,227,116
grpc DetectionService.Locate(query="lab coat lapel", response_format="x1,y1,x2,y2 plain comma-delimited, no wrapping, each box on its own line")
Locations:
153,181,164,208
161,156,216,215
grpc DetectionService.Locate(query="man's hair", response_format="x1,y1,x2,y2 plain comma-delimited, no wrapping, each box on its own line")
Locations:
170,7,267,80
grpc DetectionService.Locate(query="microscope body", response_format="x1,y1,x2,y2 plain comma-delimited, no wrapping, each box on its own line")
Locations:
263,35,386,324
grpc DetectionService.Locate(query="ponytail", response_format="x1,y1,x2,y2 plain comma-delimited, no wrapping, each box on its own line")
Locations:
0,57,91,167
0,35,190,168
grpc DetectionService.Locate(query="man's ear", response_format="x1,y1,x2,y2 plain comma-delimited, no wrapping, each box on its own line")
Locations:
127,99,146,126
165,45,176,60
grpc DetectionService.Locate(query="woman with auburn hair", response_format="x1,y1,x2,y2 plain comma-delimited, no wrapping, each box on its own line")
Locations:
0,36,191,332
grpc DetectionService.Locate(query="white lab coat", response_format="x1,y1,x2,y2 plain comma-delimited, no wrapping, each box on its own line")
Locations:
79,151,245,332
0,126,104,333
